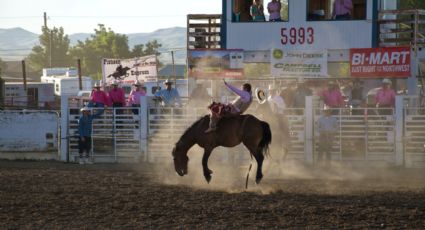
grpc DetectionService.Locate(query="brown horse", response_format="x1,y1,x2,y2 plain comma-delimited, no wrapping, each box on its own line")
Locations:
172,114,272,184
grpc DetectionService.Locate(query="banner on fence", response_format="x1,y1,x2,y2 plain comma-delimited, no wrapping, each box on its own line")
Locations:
188,49,244,79
270,49,328,78
102,55,158,85
350,47,410,77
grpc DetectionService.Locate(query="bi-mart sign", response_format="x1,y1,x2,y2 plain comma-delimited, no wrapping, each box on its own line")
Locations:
350,47,410,77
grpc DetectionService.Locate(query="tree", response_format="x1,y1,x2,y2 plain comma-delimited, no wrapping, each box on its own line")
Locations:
27,26,72,71
69,24,132,79
399,0,425,10
70,24,163,79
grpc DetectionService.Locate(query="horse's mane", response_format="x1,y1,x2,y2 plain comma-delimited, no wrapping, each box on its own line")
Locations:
177,115,208,144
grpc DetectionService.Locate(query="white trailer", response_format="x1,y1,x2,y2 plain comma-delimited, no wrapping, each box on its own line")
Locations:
41,75,92,96
4,82,55,108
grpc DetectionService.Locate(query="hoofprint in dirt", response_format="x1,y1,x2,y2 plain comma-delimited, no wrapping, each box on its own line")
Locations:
0,160,425,229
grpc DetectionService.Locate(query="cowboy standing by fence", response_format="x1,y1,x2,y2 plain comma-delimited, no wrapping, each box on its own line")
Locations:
205,80,253,133
127,80,146,115
108,80,126,115
78,106,102,164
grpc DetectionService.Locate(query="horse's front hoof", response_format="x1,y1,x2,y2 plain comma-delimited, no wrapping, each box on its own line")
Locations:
204,174,212,183
255,175,263,184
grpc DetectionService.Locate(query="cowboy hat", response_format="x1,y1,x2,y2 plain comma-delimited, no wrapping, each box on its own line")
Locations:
111,80,119,85
80,106,91,112
164,79,173,85
93,82,101,88
255,87,267,104
382,78,392,85
268,84,277,91
133,80,142,86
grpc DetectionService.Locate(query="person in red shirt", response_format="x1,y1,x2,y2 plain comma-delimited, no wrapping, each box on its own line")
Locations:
375,78,396,115
319,80,344,115
108,80,126,115
89,83,109,114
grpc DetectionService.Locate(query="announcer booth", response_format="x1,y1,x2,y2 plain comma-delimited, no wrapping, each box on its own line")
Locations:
185,0,425,167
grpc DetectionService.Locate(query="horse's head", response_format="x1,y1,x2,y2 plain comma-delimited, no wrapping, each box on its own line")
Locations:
172,144,188,176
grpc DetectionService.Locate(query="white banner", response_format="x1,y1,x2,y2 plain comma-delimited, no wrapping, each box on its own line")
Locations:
270,49,328,77
102,55,158,85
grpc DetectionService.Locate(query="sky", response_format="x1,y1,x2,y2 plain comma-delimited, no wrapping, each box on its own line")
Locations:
0,0,222,34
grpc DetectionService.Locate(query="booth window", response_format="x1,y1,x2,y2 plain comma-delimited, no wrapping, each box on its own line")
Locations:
307,0,366,21
232,0,288,22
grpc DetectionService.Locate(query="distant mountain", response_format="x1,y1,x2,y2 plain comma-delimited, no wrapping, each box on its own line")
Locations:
0,27,186,64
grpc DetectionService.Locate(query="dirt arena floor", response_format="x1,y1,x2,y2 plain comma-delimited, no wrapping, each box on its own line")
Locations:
1,159,425,229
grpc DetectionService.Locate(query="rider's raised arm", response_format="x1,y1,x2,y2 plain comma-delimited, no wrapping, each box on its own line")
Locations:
225,82,251,102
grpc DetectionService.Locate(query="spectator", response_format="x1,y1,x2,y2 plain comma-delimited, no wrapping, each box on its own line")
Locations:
375,78,396,115
128,80,146,115
78,106,102,164
205,80,253,133
89,83,109,114
319,80,344,115
267,0,281,22
250,0,266,21
350,80,365,115
292,79,312,115
316,106,339,165
332,0,353,20
108,80,126,115
267,84,286,114
154,79,182,108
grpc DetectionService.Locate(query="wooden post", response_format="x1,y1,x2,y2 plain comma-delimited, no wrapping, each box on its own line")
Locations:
77,59,82,90
22,60,27,91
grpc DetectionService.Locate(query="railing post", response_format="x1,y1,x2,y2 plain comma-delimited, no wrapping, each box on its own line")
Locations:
395,95,404,166
140,96,148,162
60,95,69,162
305,96,314,164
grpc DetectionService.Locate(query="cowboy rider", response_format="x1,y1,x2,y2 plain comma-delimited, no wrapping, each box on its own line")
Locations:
205,80,253,133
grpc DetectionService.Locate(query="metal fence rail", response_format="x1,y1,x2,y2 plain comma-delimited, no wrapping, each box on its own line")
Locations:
68,107,142,163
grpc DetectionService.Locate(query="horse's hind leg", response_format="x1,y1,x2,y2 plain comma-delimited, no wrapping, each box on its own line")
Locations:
202,149,213,183
245,143,264,184
253,149,264,184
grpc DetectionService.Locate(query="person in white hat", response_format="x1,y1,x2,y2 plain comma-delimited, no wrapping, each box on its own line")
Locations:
89,82,109,113
77,106,102,164
205,80,253,133
108,80,126,115
375,78,396,115
128,80,146,115
267,84,285,114
154,79,182,108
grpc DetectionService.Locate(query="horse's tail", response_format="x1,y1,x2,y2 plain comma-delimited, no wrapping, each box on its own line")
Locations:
259,121,272,158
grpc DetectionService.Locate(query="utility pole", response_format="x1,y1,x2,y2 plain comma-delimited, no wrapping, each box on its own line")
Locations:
43,12,47,28
77,59,82,90
171,50,176,85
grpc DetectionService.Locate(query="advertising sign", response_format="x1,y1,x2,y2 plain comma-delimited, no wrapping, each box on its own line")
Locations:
350,47,410,77
188,49,244,79
102,55,158,85
271,49,328,77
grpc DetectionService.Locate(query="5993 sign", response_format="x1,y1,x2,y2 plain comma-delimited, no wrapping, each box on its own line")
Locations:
280,27,314,45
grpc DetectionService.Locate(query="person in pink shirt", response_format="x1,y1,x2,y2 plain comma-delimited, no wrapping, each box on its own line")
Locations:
332,0,353,20
320,81,344,115
375,78,396,115
205,80,252,133
127,80,146,115
108,80,126,115
267,0,281,22
89,83,109,114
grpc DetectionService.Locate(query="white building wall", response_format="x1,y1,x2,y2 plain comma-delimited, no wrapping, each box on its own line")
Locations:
225,0,374,51
0,111,59,151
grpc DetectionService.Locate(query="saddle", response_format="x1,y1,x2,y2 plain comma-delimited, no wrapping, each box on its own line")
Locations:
208,102,234,118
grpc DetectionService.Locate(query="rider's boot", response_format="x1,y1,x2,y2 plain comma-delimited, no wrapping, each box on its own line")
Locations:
205,116,217,133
